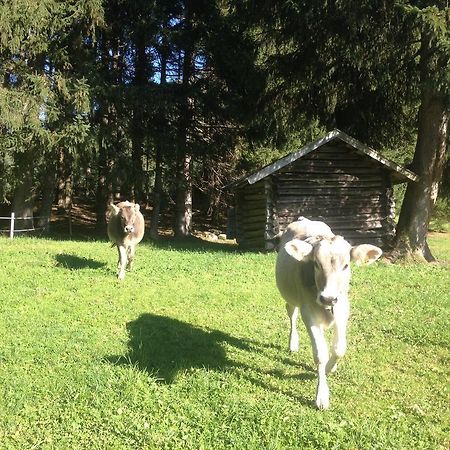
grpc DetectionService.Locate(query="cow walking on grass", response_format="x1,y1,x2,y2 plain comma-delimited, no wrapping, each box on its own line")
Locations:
107,201,145,280
276,217,382,409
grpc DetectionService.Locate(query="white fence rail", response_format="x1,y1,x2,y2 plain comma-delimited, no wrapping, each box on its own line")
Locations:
0,213,50,239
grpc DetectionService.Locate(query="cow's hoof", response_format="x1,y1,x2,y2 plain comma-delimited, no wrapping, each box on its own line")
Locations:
117,273,125,281
289,336,299,352
316,396,330,410
316,384,330,410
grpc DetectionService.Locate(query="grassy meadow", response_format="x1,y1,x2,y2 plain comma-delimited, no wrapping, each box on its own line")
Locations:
0,232,449,449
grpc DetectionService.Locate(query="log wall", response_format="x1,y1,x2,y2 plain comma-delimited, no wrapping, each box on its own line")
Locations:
235,142,397,249
235,180,266,248
272,143,395,247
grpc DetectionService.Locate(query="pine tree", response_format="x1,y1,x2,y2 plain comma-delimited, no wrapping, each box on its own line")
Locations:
0,0,103,226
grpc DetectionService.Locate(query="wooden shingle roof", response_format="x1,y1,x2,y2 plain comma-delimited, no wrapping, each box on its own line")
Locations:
232,129,418,187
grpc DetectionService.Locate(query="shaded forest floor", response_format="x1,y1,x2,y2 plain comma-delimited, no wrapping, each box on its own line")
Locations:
1,200,448,246
48,201,230,243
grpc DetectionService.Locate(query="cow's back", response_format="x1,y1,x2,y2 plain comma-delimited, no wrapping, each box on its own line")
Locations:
280,217,334,244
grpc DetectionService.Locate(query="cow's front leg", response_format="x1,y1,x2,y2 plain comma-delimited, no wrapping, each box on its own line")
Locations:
127,243,135,270
308,324,330,410
117,245,127,280
326,323,347,374
286,303,299,352
326,304,349,374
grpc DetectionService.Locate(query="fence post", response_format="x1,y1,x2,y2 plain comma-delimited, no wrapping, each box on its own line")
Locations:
9,212,15,239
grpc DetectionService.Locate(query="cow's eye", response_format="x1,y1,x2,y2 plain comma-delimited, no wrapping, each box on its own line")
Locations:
343,264,349,271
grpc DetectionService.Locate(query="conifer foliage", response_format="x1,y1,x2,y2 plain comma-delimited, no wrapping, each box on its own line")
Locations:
0,1,448,255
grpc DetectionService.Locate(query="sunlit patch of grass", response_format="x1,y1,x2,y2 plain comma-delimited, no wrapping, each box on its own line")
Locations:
0,234,448,449
429,198,450,233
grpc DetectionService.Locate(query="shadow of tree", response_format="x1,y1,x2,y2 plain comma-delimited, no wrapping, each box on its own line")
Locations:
105,313,316,407
106,313,250,383
55,253,107,270
32,225,264,256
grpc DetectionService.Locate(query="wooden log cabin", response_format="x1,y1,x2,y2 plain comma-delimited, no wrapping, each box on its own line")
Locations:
230,129,418,250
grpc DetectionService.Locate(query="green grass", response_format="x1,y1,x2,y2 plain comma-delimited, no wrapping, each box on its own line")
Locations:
0,233,449,449
429,198,450,232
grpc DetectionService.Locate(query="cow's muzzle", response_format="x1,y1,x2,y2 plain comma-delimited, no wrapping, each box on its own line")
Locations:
319,295,337,308
124,225,134,233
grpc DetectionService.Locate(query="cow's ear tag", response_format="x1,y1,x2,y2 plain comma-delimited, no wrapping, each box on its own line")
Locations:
134,203,140,212
284,239,313,262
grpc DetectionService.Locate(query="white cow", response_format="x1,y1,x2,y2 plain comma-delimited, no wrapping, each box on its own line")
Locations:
275,217,382,409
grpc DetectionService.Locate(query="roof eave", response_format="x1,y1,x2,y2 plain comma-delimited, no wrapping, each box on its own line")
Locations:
228,129,418,189
336,130,419,183
247,129,341,185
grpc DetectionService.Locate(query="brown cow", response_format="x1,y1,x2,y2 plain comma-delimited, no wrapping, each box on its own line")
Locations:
107,201,145,280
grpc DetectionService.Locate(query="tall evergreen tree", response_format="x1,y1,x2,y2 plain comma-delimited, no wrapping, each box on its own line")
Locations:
0,0,103,227
394,2,450,261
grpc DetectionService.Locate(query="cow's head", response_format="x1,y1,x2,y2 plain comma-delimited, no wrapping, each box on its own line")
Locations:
284,235,382,309
109,202,140,234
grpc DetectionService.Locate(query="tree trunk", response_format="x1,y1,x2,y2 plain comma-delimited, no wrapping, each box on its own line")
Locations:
13,178,34,232
394,29,449,262
95,36,122,231
174,6,194,238
150,46,169,239
150,145,163,239
95,130,113,232
56,148,73,212
394,89,449,261
12,152,34,231
130,32,147,204
38,167,56,231
441,158,450,198
175,153,193,237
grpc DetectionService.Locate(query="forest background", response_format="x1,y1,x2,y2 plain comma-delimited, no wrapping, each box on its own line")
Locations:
0,0,449,259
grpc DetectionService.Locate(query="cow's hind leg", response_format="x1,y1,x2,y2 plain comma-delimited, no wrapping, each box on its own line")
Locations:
286,303,299,352
307,324,330,410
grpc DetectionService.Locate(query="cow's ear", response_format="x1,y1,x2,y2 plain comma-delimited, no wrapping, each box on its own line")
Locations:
108,203,120,215
134,203,140,212
350,244,382,266
284,239,313,262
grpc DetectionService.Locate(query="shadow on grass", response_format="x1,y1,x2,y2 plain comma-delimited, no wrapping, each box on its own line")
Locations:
55,253,107,270
106,313,248,383
106,313,315,407
28,230,254,255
